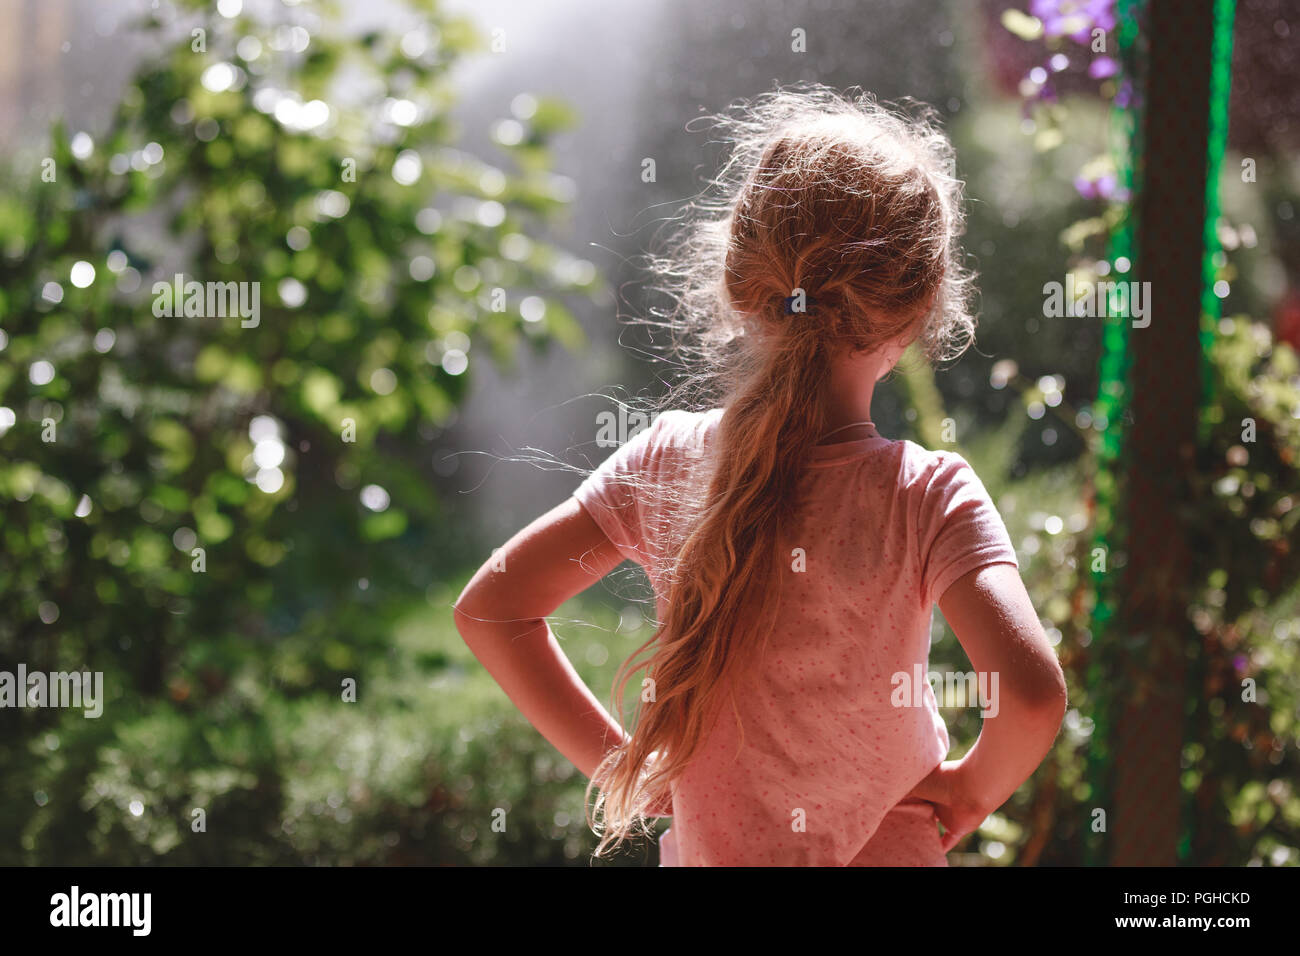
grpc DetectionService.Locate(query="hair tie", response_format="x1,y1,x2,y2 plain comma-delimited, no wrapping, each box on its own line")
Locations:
783,294,817,315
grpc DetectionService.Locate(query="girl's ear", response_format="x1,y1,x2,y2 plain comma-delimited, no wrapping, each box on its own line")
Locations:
873,336,911,381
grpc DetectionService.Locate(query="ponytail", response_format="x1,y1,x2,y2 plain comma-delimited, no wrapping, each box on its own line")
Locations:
587,310,830,856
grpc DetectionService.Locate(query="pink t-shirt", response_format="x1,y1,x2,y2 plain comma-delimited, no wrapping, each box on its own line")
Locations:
573,408,1019,866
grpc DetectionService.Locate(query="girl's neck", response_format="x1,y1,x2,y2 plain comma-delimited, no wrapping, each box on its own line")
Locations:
819,345,899,443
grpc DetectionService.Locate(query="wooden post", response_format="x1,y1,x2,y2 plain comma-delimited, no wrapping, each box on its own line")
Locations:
1111,0,1224,866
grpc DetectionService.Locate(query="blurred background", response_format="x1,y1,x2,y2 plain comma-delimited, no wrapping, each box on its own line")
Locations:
1,0,1297,865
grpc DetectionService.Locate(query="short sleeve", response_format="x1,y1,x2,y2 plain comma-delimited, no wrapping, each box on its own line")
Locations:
917,453,1019,606
572,414,668,565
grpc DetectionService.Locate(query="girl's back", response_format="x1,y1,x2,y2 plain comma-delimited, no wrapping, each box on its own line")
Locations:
576,407,1017,865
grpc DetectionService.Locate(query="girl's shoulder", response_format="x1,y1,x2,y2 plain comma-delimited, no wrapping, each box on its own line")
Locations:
641,407,723,453
895,439,971,473
891,440,990,500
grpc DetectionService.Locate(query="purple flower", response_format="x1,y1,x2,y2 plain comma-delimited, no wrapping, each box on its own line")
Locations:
1074,173,1126,201
1020,66,1059,103
1031,0,1117,43
1113,78,1134,108
1089,55,1120,79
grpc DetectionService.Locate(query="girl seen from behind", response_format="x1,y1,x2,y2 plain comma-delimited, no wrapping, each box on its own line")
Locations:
454,85,1067,866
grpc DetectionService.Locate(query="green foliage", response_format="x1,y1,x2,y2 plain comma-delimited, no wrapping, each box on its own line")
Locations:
1182,318,1300,866
0,0,595,863
7,583,654,866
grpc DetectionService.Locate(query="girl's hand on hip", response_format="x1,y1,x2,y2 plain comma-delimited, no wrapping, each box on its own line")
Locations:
906,760,992,852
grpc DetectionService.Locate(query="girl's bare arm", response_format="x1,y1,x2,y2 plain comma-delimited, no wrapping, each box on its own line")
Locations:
452,497,628,778
912,563,1068,848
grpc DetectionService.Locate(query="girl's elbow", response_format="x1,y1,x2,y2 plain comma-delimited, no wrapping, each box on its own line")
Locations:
452,581,545,643
1040,684,1068,729
1023,667,1068,726
452,600,479,640
1000,663,1067,726
452,582,492,641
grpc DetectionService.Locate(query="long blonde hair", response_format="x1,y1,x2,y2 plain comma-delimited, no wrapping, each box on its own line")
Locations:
585,84,976,858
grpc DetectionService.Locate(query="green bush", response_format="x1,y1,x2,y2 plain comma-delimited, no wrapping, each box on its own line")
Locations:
9,582,659,865
0,0,595,864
